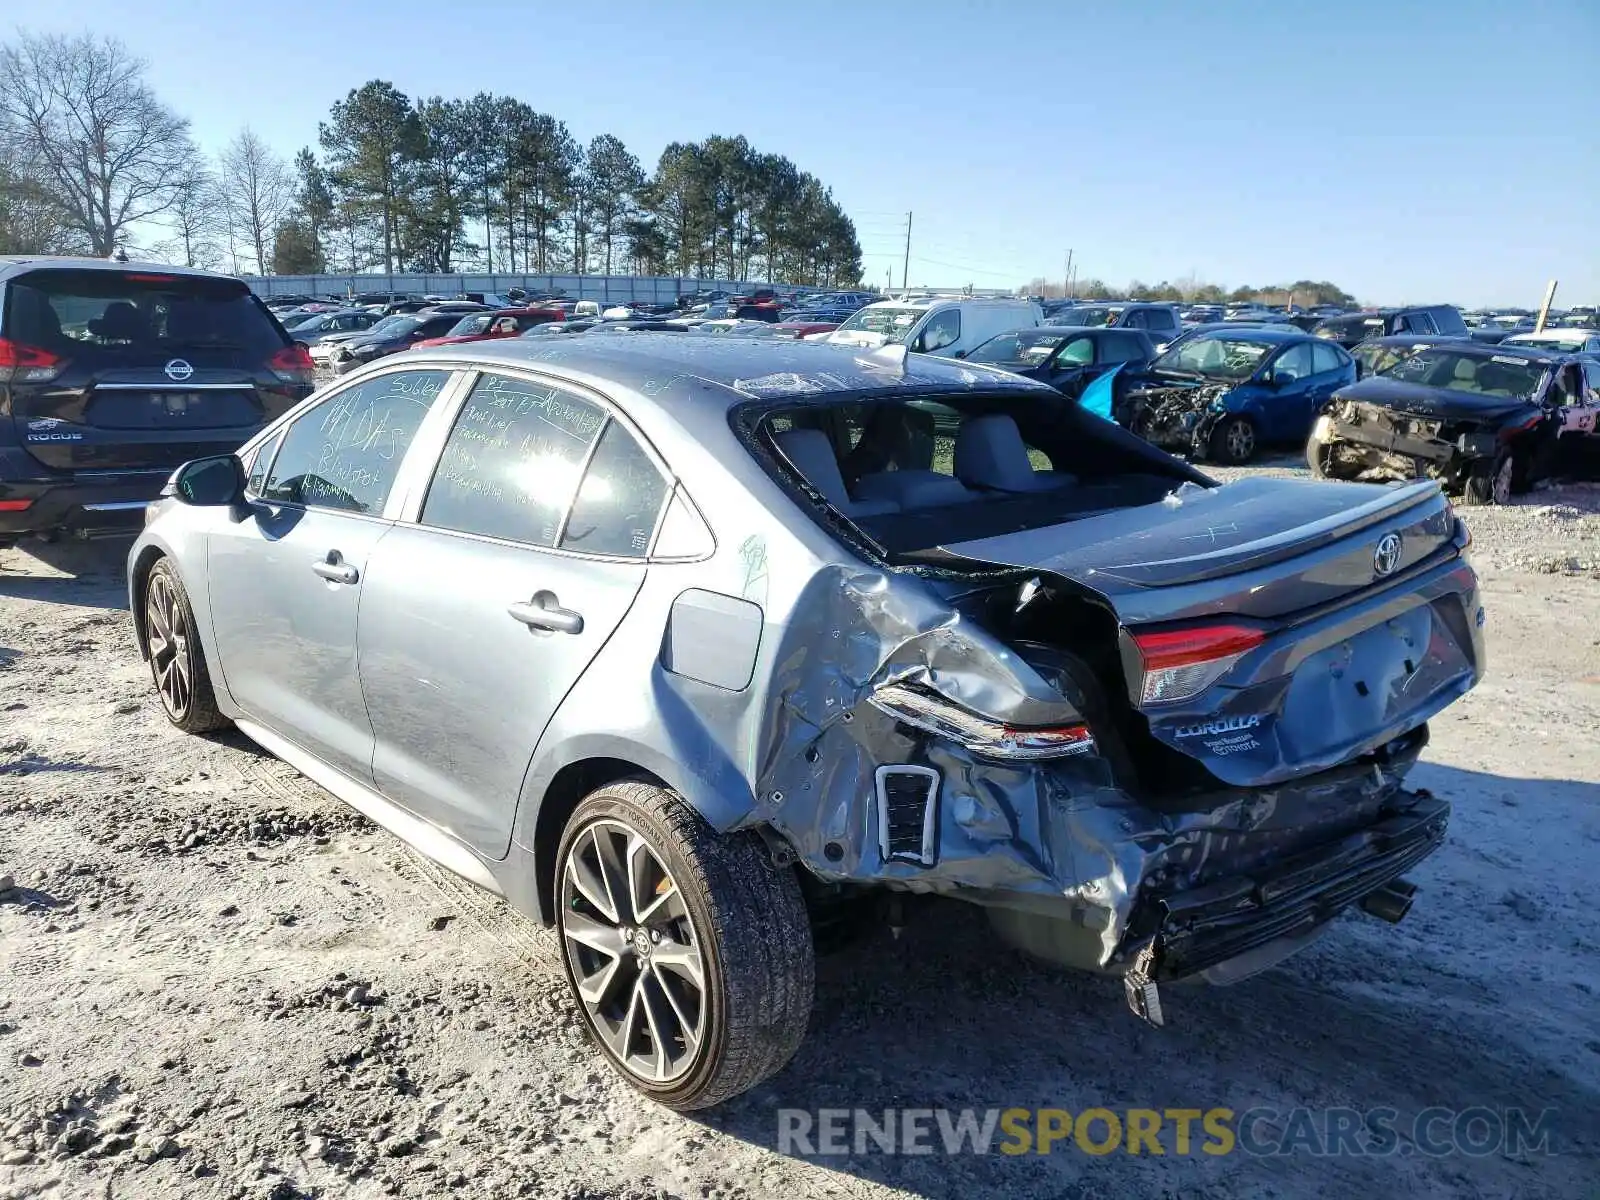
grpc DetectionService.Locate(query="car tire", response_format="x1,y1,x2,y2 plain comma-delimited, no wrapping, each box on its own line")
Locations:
1306,434,1342,480
1461,452,1513,506
143,558,229,733
554,781,814,1110
1209,416,1258,464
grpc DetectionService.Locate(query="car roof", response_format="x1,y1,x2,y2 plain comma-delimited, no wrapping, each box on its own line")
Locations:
0,254,247,283
396,332,1051,409
1507,327,1594,339
1184,326,1309,344
1358,334,1457,347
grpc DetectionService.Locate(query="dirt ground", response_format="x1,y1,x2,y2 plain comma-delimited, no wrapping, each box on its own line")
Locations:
2,464,1597,1200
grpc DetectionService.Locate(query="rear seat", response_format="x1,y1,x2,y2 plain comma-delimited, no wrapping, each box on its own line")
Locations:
772,429,899,516
852,469,972,509
954,414,1075,493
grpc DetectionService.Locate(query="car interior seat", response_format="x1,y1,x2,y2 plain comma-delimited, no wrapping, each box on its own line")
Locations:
772,428,898,517
89,301,151,343
954,414,1075,493
847,406,974,509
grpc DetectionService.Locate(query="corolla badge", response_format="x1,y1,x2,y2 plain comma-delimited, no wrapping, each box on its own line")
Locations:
164,358,194,382
1373,532,1403,576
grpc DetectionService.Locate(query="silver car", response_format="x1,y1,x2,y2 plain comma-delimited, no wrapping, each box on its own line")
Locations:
129,336,1485,1108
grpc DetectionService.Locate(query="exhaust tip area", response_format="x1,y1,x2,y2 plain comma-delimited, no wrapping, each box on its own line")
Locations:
1359,878,1418,924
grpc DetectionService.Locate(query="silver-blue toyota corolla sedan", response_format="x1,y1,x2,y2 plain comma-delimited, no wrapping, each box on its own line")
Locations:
129,334,1484,1108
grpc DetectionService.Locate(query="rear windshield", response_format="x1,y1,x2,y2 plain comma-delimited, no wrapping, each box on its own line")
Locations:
3,269,288,362
1384,349,1548,400
1314,315,1386,339
741,392,1194,559
1052,306,1116,327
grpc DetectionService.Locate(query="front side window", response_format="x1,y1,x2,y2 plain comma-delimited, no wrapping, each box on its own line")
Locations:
913,309,960,353
261,369,449,514
1054,336,1094,367
420,372,607,548
1270,343,1315,383
245,429,284,496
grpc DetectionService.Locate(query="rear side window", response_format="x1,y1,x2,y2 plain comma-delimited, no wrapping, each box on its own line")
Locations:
559,422,669,557
3,269,288,366
262,369,449,514
1430,307,1468,336
420,372,607,547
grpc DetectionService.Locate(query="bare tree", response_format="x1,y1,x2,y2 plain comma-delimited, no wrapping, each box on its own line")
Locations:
0,31,193,255
216,128,294,274
151,159,224,268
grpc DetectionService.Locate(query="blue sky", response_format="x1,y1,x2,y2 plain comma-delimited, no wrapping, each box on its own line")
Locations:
11,0,1597,306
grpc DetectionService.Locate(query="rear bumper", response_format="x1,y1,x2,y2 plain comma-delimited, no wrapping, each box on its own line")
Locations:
1137,787,1448,983
0,462,169,538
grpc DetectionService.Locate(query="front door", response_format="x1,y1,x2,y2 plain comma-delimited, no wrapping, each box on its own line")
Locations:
1259,342,1316,441
357,370,671,858
206,367,454,782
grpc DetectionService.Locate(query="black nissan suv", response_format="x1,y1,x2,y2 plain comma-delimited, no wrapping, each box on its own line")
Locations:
0,257,314,546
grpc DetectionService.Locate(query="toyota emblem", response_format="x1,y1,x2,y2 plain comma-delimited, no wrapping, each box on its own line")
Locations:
164,358,194,382
1373,532,1402,576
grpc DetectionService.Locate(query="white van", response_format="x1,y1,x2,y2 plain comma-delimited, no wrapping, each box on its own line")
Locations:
815,297,1043,359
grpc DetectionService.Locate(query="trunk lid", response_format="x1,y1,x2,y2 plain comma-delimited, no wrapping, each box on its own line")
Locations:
930,477,1454,621
921,477,1483,787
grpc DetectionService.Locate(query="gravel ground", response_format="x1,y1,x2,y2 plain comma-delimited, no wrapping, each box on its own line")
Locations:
1,464,1597,1200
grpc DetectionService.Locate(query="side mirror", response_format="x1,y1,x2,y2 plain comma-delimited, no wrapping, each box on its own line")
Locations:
172,455,245,507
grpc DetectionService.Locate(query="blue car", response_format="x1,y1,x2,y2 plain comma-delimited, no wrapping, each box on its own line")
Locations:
1118,328,1357,463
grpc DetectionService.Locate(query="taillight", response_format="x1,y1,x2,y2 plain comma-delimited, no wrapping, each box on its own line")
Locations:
0,337,65,383
869,684,1096,760
1130,622,1266,705
268,344,316,384
0,498,35,512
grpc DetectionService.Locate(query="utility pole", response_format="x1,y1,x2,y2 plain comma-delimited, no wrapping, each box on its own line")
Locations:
902,212,912,299
1063,249,1073,300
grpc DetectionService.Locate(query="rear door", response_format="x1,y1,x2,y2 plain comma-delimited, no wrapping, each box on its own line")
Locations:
357,370,667,858
3,268,304,473
206,366,459,783
1307,341,1351,412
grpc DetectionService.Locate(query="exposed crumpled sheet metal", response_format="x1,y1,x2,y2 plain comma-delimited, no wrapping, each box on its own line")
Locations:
1125,382,1232,450
740,560,1433,971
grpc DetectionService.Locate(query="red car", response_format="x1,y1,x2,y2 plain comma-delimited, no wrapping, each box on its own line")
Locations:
775,320,840,339
415,308,562,348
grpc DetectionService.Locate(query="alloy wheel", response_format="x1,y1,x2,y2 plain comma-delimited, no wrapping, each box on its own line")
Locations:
559,818,706,1084
1225,419,1256,462
146,573,192,718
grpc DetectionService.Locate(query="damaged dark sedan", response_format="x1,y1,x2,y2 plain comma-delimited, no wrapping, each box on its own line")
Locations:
1119,328,1356,463
1308,343,1600,504
129,335,1483,1109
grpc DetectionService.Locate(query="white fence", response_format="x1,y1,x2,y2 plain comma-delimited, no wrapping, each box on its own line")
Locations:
245,273,793,305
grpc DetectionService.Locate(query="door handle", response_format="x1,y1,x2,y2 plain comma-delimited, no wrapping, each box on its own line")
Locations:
311,551,359,585
508,590,584,635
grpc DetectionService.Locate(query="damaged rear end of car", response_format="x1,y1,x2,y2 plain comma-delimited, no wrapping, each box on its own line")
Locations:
738,384,1484,1025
